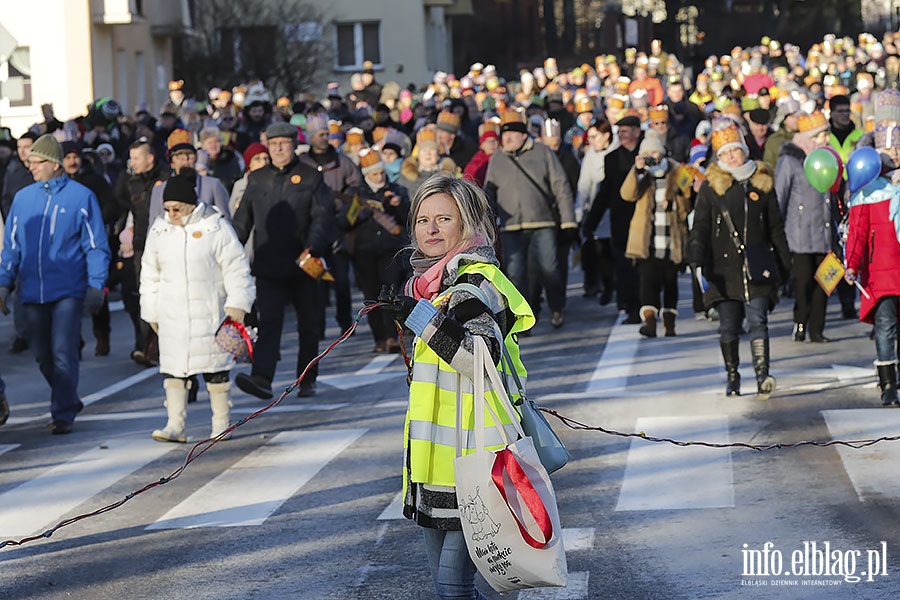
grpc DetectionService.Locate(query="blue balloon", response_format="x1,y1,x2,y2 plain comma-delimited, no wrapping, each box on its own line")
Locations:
847,146,882,193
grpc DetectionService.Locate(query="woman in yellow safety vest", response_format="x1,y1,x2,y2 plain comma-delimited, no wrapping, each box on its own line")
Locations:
379,173,534,600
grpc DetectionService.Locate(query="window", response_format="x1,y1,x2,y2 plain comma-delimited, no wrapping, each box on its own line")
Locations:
4,47,32,108
334,21,381,71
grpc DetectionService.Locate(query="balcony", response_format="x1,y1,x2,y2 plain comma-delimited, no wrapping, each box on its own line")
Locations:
91,0,145,25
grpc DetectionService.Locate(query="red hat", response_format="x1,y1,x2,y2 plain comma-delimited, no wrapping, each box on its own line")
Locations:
242,142,268,172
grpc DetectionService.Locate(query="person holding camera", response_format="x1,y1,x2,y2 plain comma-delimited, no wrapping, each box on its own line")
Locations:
620,129,694,337
688,119,791,398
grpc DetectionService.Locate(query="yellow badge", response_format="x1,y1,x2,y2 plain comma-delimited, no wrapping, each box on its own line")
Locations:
749,191,760,201
116,261,124,270
154,180,163,186
291,174,302,184
192,231,203,239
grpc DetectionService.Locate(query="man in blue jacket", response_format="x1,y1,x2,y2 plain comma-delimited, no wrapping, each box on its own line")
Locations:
0,135,110,433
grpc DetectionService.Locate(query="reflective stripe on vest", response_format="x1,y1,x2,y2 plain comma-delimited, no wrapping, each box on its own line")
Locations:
404,262,535,488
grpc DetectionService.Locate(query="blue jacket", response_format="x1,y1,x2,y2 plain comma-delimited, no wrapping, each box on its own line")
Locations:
0,175,110,303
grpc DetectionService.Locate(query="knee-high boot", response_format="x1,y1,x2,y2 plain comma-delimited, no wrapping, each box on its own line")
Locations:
875,361,900,407
207,381,233,439
720,339,740,396
750,337,776,397
152,378,188,443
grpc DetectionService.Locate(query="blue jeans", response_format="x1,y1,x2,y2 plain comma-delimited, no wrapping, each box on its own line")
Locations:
502,227,565,313
0,371,5,395
422,528,487,600
22,297,84,424
874,296,899,363
717,296,770,344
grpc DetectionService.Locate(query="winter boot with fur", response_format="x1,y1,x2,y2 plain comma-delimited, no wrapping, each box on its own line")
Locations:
750,338,776,398
662,308,677,337
639,306,658,338
152,378,188,443
720,339,740,396
208,381,234,439
875,361,900,407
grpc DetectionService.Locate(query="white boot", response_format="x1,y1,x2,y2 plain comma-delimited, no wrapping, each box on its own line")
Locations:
152,378,188,443
207,381,233,440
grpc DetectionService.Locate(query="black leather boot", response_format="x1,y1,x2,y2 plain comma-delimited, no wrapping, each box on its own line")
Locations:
720,340,740,396
750,338,776,397
876,362,900,407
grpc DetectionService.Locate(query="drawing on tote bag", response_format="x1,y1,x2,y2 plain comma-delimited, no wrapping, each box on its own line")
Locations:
460,486,501,541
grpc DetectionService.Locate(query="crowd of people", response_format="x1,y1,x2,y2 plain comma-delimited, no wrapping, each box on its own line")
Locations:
1,28,900,599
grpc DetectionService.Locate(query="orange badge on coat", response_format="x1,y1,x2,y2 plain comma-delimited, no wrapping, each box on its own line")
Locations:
749,191,760,201
291,175,302,184
192,231,203,239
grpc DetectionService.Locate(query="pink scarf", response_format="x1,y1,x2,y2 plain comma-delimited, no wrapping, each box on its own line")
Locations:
411,242,472,301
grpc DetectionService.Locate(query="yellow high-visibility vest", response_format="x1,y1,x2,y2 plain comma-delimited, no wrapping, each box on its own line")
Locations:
404,262,535,488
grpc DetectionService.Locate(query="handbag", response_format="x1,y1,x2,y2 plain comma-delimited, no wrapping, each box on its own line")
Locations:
443,282,570,474
214,316,258,363
715,198,779,285
454,336,567,593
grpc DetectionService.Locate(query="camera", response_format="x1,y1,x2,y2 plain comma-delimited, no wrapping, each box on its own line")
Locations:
643,156,658,167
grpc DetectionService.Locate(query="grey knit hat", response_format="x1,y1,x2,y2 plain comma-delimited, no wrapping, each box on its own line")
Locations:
265,122,297,141
29,134,64,166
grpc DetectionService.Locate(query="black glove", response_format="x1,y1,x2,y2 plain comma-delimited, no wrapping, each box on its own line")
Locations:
378,285,418,324
0,286,10,316
559,227,579,246
84,287,106,316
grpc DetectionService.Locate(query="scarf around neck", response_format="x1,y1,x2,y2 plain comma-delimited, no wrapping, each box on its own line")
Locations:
719,159,758,183
407,240,493,300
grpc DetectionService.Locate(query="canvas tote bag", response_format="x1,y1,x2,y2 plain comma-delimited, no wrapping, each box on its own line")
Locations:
453,336,567,592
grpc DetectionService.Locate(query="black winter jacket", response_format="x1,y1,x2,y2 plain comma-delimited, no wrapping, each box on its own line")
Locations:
688,161,791,307
232,156,335,279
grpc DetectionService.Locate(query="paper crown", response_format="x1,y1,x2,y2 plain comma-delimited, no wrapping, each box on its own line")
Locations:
436,110,461,133
542,118,561,139
797,111,828,134
574,95,593,114
500,109,526,126
649,104,669,121
327,119,343,137
479,118,500,136
167,129,194,152
721,103,742,116
711,119,742,153
607,95,627,110
416,127,438,146
345,127,365,145
372,126,389,143
875,89,900,124
358,147,383,172
616,108,640,122
874,123,900,148
615,77,631,93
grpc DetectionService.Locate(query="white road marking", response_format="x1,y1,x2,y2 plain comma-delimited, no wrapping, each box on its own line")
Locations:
317,354,404,390
81,368,160,408
561,527,594,552
146,429,366,529
517,571,589,599
0,438,173,539
615,416,734,511
822,409,900,501
584,318,639,396
377,491,403,520
0,444,19,457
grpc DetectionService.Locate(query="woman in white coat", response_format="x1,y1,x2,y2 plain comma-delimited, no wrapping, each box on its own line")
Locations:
141,168,255,442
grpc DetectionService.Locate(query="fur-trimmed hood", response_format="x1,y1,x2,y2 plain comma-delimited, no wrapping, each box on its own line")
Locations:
705,161,774,196
401,156,457,182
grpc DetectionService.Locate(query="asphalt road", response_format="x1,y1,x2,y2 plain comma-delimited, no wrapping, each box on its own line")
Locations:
0,276,898,599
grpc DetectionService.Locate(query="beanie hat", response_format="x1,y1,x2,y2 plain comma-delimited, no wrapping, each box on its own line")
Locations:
358,148,384,175
265,122,297,141
711,118,749,157
875,89,900,124
436,110,461,133
61,140,81,158
874,123,900,149
689,144,708,165
163,168,198,205
29,134,64,166
242,142,268,172
639,129,666,156
797,111,828,135
695,120,712,140
499,109,528,134
167,129,195,155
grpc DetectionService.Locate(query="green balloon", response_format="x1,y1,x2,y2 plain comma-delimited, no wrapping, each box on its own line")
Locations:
803,148,840,193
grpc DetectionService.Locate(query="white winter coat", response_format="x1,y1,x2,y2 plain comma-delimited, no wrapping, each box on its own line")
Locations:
140,204,255,378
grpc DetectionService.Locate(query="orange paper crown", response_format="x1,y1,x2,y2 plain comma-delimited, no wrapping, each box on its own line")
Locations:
711,121,742,152
417,127,437,145
436,110,461,132
345,128,365,145
167,128,193,151
479,118,500,136
372,126,389,143
358,148,382,170
607,95,626,110
574,96,593,114
500,109,526,127
649,104,669,121
798,111,827,133
328,120,343,135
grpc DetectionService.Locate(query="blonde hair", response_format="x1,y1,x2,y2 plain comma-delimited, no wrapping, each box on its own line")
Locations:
409,173,496,251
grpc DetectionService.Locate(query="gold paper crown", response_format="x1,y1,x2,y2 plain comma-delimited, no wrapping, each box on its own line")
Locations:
436,110,461,131
608,96,626,109
345,128,365,145
417,127,437,145
615,78,631,93
797,111,827,133
328,120,343,135
167,128,192,150
372,126,388,143
711,121,741,152
479,118,500,136
358,148,382,169
500,109,526,127
574,95,593,114
649,104,669,121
